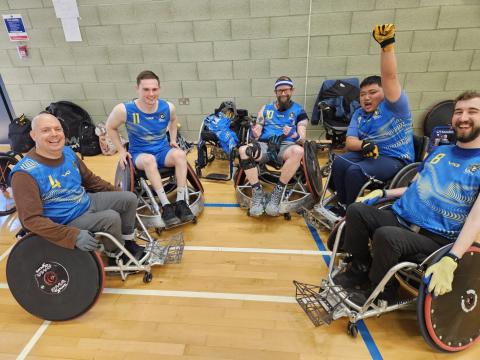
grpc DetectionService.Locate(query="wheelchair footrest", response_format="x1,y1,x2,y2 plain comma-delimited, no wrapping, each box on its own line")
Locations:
205,173,230,181
146,232,184,265
302,207,339,231
294,280,351,327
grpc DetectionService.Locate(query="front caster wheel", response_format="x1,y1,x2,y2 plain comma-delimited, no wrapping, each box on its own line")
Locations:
347,322,358,338
143,272,153,283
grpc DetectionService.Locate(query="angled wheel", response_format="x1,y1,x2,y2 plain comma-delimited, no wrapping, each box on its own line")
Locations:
417,244,480,352
302,141,323,202
114,156,135,192
7,234,104,321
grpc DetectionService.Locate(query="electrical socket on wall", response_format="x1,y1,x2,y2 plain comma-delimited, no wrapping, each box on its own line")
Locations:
178,97,190,105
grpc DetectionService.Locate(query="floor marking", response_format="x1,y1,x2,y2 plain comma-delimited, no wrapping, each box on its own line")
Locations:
102,288,297,303
16,320,51,360
0,245,13,264
185,245,330,256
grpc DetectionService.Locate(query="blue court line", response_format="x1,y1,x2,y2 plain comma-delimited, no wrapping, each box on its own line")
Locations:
305,222,383,360
204,203,240,207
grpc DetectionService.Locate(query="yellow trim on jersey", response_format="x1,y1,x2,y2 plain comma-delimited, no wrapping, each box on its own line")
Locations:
132,113,140,124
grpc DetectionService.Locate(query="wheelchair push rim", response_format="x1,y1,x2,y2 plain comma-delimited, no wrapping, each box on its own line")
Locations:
417,244,480,352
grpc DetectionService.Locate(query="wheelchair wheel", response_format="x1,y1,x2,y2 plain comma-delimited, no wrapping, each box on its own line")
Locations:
389,162,420,189
114,157,135,192
6,234,104,321
417,244,480,352
423,100,455,138
302,141,323,202
0,153,22,216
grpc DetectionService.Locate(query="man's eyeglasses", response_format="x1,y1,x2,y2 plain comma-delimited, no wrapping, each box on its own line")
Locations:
275,88,292,94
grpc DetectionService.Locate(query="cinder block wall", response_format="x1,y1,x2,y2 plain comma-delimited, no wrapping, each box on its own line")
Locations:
1,0,479,141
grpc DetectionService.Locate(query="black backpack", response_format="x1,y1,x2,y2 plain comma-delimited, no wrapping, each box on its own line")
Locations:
8,114,35,153
45,101,101,157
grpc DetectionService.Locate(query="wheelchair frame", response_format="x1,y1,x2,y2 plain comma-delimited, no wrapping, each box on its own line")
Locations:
234,140,323,219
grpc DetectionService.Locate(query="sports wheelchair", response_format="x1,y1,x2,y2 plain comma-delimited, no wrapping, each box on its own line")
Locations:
0,151,23,216
195,101,252,181
7,229,184,320
234,140,323,219
293,214,479,352
305,134,430,230
114,151,204,231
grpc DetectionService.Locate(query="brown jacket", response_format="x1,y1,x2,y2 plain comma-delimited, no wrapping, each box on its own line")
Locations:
11,148,117,249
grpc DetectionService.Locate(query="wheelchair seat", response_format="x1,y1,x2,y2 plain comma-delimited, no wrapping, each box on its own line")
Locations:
195,103,252,181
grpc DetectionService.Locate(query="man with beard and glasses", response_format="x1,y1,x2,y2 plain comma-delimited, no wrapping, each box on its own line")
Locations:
237,76,308,217
332,91,480,305
329,24,414,213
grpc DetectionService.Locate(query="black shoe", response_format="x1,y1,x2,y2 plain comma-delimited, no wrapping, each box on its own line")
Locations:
348,282,400,307
162,203,181,227
333,261,370,290
175,200,195,223
125,240,145,260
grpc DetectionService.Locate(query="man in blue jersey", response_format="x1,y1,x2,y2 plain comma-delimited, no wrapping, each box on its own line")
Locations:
330,24,414,213
333,91,480,305
238,76,308,217
107,70,194,227
11,112,142,261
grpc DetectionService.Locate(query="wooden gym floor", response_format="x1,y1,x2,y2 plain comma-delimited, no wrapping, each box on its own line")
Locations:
0,149,478,359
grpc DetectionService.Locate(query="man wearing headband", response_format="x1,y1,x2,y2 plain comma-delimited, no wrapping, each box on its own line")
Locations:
238,76,309,217
330,24,414,214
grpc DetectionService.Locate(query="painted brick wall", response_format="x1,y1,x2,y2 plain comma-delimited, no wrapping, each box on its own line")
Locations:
0,0,479,140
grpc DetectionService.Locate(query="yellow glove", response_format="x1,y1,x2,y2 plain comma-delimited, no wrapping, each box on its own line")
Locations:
356,189,386,206
424,255,458,297
373,24,396,52
361,140,379,159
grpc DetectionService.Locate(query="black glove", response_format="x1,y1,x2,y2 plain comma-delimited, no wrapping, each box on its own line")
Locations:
75,230,99,252
361,140,379,159
267,135,286,167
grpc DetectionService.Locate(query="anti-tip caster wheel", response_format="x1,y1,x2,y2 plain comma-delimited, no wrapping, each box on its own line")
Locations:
192,216,197,224
347,322,358,338
284,212,291,221
143,272,153,283
246,209,251,217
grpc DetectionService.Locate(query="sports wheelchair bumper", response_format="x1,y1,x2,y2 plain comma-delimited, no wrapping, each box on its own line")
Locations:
293,220,479,352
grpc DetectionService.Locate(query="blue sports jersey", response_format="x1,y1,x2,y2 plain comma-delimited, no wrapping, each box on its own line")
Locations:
11,147,91,224
392,145,480,240
259,101,308,142
347,92,414,163
124,99,170,156
204,112,239,154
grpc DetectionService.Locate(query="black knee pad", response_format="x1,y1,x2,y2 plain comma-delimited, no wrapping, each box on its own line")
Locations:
240,157,257,170
245,142,262,160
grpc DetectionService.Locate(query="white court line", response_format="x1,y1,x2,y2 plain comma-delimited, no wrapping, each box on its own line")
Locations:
103,287,296,303
184,245,330,256
0,282,296,303
0,245,13,263
16,320,51,360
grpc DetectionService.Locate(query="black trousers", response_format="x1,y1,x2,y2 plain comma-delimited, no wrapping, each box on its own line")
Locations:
344,203,451,285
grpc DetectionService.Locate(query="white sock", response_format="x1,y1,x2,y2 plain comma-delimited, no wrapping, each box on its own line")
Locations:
155,188,170,206
122,232,135,241
176,186,187,202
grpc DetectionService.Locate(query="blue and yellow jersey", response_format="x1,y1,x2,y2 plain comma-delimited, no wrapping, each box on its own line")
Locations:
11,147,91,224
259,101,308,142
393,145,480,240
124,99,170,155
347,92,414,163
